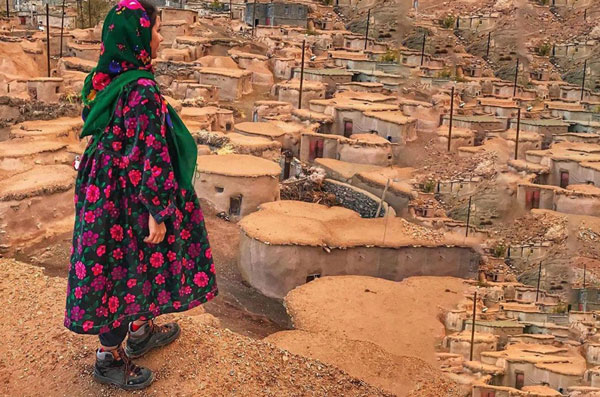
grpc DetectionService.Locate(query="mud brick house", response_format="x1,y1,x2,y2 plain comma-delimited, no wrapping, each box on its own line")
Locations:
238,201,480,298
244,2,308,28
508,119,570,149
194,67,252,101
195,154,281,221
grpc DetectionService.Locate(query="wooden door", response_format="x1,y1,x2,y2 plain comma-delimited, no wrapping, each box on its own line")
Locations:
316,138,324,158
515,372,524,390
532,190,540,209
560,171,569,188
309,139,317,162
343,120,353,137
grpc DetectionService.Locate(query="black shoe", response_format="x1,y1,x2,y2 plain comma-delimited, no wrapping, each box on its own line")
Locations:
124,321,181,359
93,346,154,390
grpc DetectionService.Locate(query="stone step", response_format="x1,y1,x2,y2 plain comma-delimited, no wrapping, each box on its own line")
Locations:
0,164,75,201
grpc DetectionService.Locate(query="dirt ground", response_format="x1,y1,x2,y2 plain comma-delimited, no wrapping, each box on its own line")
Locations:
266,330,468,397
14,198,290,340
0,258,393,397
284,275,471,365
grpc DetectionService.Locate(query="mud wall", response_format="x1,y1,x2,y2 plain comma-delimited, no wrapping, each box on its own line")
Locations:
194,173,279,221
238,233,480,298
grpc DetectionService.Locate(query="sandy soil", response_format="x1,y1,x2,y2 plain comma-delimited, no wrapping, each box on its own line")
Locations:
266,330,467,397
285,275,470,365
14,197,290,340
0,258,392,397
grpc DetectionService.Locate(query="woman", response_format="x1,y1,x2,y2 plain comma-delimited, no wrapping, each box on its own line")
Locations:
64,0,218,390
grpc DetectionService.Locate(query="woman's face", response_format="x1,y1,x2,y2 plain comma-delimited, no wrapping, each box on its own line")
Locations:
150,16,163,59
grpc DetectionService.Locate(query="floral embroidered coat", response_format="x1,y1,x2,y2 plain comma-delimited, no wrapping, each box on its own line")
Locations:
64,79,218,334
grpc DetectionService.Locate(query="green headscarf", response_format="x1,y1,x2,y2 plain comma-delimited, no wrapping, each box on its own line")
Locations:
81,0,197,190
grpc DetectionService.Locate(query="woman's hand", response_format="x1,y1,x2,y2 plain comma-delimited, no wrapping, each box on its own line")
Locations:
144,215,166,244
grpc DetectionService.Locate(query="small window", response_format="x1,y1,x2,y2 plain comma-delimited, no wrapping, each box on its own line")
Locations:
306,273,321,283
215,186,224,193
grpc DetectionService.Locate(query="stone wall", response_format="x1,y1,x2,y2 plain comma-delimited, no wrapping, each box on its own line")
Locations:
0,96,80,126
322,178,394,218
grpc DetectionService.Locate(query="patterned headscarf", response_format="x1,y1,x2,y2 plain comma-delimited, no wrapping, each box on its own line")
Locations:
79,0,198,191
81,0,154,115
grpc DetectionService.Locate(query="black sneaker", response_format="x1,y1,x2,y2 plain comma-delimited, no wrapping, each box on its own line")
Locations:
93,346,154,390
124,320,181,359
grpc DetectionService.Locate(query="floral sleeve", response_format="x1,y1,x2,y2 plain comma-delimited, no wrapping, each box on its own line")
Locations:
126,79,178,224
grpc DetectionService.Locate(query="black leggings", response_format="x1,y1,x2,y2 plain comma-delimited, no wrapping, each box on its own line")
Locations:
98,321,130,347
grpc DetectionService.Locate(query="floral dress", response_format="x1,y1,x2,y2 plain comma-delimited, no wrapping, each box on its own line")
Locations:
65,78,218,335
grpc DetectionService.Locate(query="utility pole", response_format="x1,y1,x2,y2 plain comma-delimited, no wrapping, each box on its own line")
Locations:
251,0,257,36
485,32,491,59
46,3,50,77
363,9,371,51
447,86,455,152
420,31,426,66
465,195,472,237
513,58,519,97
229,0,232,19
60,0,65,58
583,261,587,312
584,8,587,22
581,59,587,102
535,261,542,303
5,0,8,18
469,290,477,361
298,39,306,109
514,107,521,160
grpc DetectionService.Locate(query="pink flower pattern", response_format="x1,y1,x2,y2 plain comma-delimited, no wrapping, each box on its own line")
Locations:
65,82,217,334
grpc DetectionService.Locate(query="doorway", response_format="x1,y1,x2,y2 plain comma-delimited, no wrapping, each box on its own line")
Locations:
515,371,524,390
560,171,569,189
229,195,242,216
525,189,540,210
343,120,353,137
308,138,324,161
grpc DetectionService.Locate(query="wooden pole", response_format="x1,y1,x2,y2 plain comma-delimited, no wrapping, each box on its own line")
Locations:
514,107,521,160
229,0,232,19
46,3,50,77
87,0,92,27
535,261,542,303
465,195,472,237
420,31,426,66
298,39,306,109
581,59,587,102
447,86,454,152
5,0,8,18
60,0,65,58
485,32,491,59
513,58,519,97
375,179,390,218
469,290,477,361
584,8,587,21
251,0,257,36
364,9,370,51
583,261,587,289
78,0,83,29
